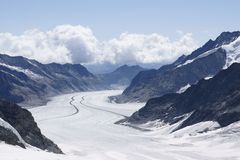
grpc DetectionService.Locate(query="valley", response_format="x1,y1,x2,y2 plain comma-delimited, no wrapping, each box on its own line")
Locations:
1,90,239,160
1,1,240,159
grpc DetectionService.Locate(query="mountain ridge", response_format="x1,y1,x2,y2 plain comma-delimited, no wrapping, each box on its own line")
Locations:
114,31,240,103
0,53,103,106
97,64,146,89
126,63,240,132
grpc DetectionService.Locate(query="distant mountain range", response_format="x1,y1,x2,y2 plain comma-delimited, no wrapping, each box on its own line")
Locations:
126,63,240,132
0,53,146,106
0,54,105,106
114,31,240,102
97,65,146,89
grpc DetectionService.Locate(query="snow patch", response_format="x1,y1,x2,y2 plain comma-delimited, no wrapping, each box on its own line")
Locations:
176,48,219,68
173,121,220,137
0,62,42,79
204,75,213,80
176,84,191,93
129,119,166,130
222,37,240,69
0,70,23,81
131,112,194,135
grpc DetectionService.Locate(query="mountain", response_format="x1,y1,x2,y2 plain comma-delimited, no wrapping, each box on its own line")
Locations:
0,100,62,153
98,65,146,89
0,54,103,106
126,63,240,132
115,31,240,102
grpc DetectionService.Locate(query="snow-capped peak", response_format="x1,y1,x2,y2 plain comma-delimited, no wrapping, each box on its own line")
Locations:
222,36,240,69
175,36,240,70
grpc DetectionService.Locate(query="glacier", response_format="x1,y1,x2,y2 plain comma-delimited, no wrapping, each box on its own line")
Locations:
0,90,239,160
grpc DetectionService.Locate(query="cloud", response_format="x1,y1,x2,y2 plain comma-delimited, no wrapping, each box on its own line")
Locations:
0,25,198,66
105,32,198,64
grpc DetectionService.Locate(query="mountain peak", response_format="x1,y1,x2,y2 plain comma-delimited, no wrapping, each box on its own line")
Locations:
217,31,240,38
114,64,144,72
118,64,129,69
175,31,240,66
214,31,240,46
98,64,146,88
118,31,240,103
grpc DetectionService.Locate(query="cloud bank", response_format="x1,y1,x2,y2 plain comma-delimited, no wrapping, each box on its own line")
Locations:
0,25,198,66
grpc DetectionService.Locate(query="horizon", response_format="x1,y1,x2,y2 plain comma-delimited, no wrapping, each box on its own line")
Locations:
1,0,240,73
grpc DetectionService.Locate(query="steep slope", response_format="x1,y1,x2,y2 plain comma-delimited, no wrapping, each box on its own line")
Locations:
0,54,103,106
98,65,146,89
0,100,62,153
116,31,240,102
127,63,240,131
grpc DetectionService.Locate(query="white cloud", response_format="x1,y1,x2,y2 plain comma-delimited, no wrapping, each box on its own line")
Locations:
105,32,198,65
0,25,198,66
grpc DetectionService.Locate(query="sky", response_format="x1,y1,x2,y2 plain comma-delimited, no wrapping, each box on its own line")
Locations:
0,0,240,73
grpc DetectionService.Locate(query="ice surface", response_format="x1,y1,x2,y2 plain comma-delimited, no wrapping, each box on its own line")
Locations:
0,90,239,160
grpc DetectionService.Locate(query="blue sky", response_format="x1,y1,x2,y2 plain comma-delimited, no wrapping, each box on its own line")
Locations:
1,0,239,42
0,0,239,73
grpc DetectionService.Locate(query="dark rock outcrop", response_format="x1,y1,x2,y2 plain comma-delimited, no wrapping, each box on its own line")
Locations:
0,125,25,148
0,100,63,154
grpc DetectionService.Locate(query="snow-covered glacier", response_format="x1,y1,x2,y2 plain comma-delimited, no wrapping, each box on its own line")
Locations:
0,90,239,160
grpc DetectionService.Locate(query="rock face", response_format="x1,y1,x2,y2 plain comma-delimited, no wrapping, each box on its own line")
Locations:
98,65,146,89
0,54,103,106
128,63,240,131
0,125,25,148
116,31,240,102
0,100,63,154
